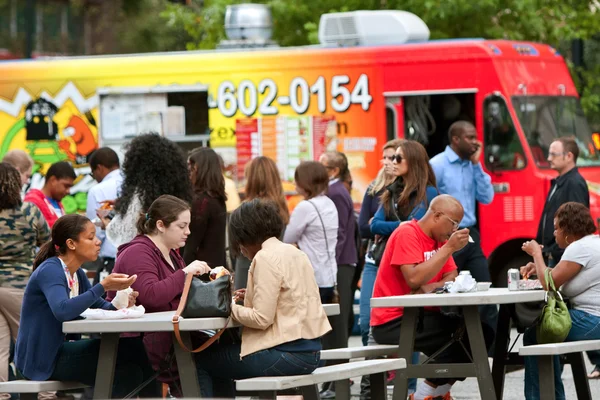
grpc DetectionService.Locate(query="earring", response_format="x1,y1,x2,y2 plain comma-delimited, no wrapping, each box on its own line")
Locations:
565,236,570,245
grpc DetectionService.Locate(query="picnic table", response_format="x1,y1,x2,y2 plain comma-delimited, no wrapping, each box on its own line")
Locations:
371,288,545,400
63,303,340,399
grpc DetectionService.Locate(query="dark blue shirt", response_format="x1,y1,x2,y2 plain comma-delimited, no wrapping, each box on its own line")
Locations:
358,183,382,240
16,257,114,380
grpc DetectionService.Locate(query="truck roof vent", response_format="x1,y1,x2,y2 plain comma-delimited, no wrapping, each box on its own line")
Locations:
318,10,430,47
219,3,278,49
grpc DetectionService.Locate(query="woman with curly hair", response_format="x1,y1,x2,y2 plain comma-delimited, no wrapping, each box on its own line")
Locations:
106,134,193,247
233,156,289,290
182,147,227,268
0,162,49,392
521,202,600,400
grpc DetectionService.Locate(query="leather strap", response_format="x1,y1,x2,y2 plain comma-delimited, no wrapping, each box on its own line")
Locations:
172,272,232,353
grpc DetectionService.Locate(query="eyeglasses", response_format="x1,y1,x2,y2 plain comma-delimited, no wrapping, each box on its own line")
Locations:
548,151,567,158
437,212,460,229
391,154,404,163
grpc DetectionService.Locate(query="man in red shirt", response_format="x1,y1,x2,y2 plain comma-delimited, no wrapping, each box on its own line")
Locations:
371,195,492,400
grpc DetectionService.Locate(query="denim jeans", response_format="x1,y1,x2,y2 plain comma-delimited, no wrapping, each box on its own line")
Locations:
359,263,378,346
48,337,160,398
524,309,600,400
194,342,320,397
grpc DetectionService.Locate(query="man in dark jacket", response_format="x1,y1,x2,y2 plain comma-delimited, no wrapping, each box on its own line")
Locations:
536,136,589,266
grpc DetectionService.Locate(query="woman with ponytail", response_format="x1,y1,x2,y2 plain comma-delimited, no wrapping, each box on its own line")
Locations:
15,214,160,398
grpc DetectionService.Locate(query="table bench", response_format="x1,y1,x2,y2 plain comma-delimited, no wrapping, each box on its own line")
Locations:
320,344,399,361
235,358,405,400
519,339,600,400
0,381,88,400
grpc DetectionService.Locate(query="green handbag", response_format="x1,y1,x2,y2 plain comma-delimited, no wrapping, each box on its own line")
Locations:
536,268,572,344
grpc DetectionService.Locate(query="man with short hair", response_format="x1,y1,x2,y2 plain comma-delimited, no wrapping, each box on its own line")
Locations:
430,121,497,333
536,136,589,266
2,149,34,186
371,195,493,400
24,161,75,228
86,148,123,283
534,137,597,378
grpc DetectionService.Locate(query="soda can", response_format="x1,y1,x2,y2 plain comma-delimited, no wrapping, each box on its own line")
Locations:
507,268,520,291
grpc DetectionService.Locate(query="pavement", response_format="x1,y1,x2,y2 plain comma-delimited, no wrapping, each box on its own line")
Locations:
347,331,600,399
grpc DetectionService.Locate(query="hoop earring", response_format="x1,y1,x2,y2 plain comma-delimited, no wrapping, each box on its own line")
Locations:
565,235,571,245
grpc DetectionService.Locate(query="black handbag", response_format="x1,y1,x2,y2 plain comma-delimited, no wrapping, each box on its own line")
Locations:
172,273,232,352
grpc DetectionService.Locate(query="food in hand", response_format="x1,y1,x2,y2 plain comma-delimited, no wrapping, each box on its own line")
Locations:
209,266,229,281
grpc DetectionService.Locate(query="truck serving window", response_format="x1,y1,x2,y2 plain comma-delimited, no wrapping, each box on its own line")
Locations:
484,95,526,171
512,96,600,167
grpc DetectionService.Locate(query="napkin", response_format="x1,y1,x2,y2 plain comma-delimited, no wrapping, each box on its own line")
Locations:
449,274,477,293
111,287,132,310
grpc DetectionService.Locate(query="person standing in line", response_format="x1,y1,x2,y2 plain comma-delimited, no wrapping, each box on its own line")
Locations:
216,154,241,214
183,147,227,268
429,121,497,333
233,156,289,290
2,149,34,187
24,161,76,228
0,163,49,396
319,151,358,399
532,136,598,378
86,148,123,284
104,133,192,247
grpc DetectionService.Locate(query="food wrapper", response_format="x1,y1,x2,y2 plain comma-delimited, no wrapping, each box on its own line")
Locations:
518,279,543,290
449,274,477,293
111,287,132,310
81,305,145,320
209,266,229,281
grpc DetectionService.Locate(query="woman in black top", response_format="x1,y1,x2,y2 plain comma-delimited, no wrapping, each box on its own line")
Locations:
183,148,227,268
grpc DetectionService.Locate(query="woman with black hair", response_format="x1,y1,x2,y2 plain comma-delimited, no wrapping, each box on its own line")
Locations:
194,199,331,397
182,147,227,268
15,214,159,398
106,133,192,247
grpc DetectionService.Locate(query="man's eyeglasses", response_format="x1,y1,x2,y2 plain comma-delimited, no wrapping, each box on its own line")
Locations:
548,151,567,159
437,212,460,229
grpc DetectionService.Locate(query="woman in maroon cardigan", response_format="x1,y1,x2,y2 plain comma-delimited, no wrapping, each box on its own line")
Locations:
110,195,211,394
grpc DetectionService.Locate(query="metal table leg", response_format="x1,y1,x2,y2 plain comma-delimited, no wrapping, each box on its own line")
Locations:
566,352,592,400
538,355,555,399
392,307,417,400
491,304,512,400
93,333,119,400
463,306,496,400
172,332,201,397
370,372,386,400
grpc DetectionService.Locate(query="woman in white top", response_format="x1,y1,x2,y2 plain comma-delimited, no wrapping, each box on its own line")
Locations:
521,202,600,400
284,161,338,303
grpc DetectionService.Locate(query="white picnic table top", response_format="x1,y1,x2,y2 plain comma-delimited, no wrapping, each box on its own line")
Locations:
63,303,340,334
371,288,545,308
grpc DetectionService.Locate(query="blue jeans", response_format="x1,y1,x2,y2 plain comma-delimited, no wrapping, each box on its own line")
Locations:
359,263,378,346
194,342,320,397
48,338,159,398
524,309,600,400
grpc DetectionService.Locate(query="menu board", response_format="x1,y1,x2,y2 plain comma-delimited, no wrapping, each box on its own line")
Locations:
235,115,336,182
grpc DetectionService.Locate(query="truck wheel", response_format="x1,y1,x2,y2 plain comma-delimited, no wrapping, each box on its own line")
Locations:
493,255,544,333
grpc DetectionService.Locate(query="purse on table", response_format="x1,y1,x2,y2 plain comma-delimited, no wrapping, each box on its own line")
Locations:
536,268,572,344
172,272,233,352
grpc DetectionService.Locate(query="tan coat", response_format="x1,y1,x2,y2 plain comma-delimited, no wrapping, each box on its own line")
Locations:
232,237,332,357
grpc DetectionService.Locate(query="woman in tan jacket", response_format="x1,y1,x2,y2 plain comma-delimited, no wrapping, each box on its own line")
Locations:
194,198,331,397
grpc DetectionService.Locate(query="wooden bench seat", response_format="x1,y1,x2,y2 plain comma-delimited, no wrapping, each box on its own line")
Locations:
0,381,88,400
320,344,398,360
236,358,405,400
519,339,600,400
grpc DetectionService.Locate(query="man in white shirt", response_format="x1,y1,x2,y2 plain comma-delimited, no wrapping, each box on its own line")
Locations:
86,147,123,284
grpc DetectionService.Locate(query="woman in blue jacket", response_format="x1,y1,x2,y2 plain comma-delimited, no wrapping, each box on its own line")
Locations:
15,214,159,398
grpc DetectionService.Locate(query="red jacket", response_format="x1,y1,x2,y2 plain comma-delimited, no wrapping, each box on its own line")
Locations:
23,189,64,228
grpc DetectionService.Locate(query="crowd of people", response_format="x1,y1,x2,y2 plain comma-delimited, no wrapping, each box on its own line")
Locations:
0,122,599,399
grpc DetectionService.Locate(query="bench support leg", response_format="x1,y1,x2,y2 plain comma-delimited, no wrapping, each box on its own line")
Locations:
370,372,386,400
334,379,350,400
538,355,555,400
566,352,592,400
172,331,201,398
300,384,320,400
491,304,512,400
392,306,417,400
463,306,496,400
94,332,119,400
19,394,36,400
